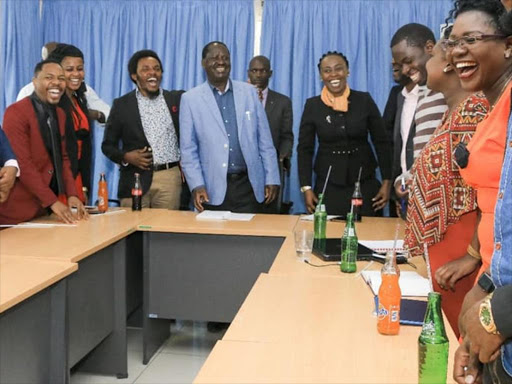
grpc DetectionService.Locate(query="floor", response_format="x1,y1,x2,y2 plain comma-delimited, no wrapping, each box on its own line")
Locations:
71,321,226,384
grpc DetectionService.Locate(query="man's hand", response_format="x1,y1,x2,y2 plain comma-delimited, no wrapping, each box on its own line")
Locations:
303,189,318,214
435,254,481,291
394,177,412,199
68,196,88,220
50,200,76,224
459,283,488,336
88,109,105,123
0,166,17,203
461,299,504,363
123,147,153,170
264,185,279,204
193,187,209,212
372,179,391,211
280,156,291,172
453,340,482,384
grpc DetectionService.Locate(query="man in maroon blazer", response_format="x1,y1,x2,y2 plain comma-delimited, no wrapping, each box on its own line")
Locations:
0,59,87,224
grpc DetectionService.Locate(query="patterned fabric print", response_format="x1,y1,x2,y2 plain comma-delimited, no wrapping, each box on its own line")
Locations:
136,89,180,164
405,93,489,257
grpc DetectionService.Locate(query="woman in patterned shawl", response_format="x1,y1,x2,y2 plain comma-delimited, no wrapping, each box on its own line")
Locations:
403,31,489,337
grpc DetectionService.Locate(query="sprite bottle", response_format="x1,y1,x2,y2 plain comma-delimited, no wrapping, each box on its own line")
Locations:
313,203,327,252
341,212,357,273
418,292,449,384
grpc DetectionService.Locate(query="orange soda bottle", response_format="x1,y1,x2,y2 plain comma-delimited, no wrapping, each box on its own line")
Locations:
98,173,109,213
377,251,401,335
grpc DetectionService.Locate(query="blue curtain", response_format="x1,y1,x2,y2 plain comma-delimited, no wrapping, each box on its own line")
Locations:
0,0,43,123
39,0,254,203
261,0,453,214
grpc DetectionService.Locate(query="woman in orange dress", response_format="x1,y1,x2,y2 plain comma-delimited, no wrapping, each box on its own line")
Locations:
404,35,489,337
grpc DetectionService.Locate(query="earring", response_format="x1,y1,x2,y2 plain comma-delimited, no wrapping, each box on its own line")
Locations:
443,64,453,73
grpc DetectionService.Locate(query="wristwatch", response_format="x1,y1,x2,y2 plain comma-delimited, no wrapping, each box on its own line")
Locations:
477,272,495,293
300,186,312,193
479,293,499,335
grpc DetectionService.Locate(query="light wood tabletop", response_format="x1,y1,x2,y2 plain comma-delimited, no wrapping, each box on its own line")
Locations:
0,208,157,262
197,273,457,384
0,256,77,313
137,210,299,236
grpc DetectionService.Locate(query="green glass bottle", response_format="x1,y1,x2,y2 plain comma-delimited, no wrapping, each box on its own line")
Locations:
313,204,327,252
418,292,449,384
341,212,357,273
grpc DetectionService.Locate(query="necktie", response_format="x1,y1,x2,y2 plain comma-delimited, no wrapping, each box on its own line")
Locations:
258,89,264,103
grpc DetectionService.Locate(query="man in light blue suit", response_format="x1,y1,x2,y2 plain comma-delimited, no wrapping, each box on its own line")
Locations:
180,41,280,213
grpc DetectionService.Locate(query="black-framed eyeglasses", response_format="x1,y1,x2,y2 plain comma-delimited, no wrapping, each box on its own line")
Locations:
441,34,507,51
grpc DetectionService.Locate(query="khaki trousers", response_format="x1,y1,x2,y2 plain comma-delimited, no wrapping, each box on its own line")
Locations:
121,167,182,209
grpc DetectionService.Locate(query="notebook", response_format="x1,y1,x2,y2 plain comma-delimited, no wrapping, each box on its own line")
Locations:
312,238,409,263
373,296,427,326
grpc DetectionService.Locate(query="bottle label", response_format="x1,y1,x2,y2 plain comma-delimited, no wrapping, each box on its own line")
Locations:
377,305,388,319
351,198,363,206
98,197,105,206
378,304,400,322
348,228,355,236
132,189,142,196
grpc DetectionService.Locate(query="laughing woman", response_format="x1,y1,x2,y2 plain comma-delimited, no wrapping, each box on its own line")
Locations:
49,44,107,203
297,51,392,215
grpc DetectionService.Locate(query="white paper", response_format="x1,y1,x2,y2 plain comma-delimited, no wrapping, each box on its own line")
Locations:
358,240,405,254
300,214,341,221
0,223,77,228
361,270,430,297
196,210,254,221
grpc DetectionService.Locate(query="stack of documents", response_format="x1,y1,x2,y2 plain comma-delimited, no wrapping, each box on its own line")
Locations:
195,210,255,221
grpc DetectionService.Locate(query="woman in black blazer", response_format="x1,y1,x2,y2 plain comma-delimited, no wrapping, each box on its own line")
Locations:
297,51,392,215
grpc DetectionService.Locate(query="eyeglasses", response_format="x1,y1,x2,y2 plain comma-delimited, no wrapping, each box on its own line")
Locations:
441,34,507,51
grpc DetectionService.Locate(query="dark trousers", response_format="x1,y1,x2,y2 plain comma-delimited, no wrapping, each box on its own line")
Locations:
484,355,512,384
203,173,261,213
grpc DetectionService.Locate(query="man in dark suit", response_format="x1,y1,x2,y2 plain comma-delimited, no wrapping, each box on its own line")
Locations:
247,55,293,213
0,128,19,203
102,50,185,209
0,59,86,224
383,61,416,217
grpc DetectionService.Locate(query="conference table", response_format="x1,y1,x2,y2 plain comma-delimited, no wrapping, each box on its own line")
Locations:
0,210,458,383
0,256,77,384
195,217,457,383
136,210,299,363
0,209,156,381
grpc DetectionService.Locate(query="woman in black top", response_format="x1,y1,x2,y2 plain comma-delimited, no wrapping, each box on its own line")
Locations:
297,51,392,215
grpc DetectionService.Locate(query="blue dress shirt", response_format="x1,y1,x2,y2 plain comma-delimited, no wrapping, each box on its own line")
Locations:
210,81,247,174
